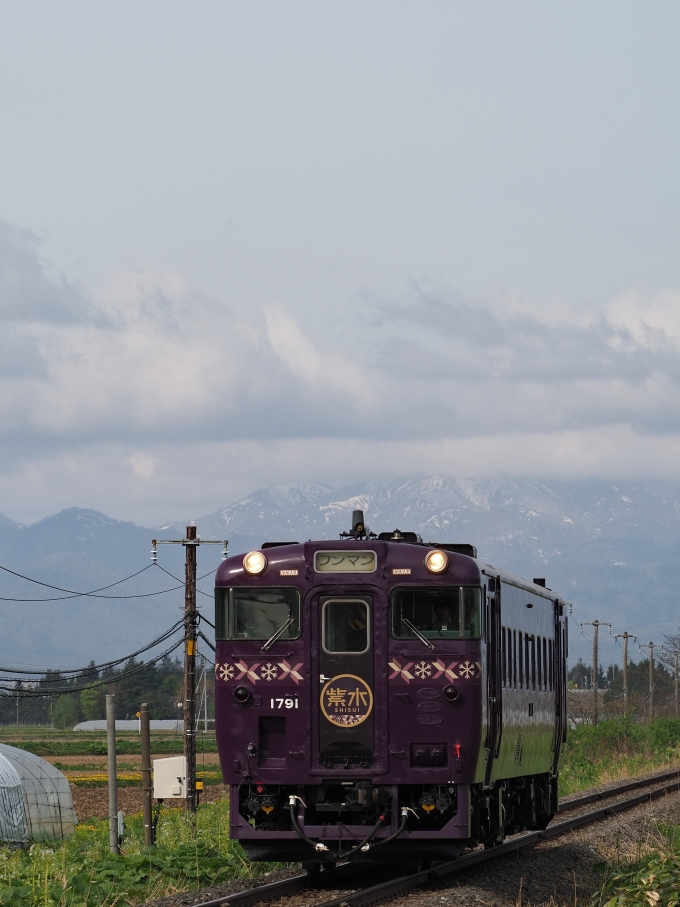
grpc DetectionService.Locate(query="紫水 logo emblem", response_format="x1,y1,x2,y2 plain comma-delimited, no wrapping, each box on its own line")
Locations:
320,674,373,727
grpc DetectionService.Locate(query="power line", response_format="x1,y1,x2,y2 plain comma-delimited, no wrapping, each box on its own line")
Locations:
0,561,218,602
152,562,217,598
0,562,155,599
0,618,185,677
0,639,184,697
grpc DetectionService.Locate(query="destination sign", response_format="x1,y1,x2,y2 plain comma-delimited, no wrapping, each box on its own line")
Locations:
313,551,377,573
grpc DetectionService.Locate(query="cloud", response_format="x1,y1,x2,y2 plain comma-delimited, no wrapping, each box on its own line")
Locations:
4,224,680,522
0,222,91,325
127,451,158,479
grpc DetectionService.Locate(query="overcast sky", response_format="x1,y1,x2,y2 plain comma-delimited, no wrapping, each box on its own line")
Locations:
1,2,680,526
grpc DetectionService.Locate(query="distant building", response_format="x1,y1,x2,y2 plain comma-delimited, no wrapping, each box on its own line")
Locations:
74,719,184,732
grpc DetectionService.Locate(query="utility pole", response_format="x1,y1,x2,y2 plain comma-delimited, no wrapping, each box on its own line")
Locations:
661,646,680,719
152,528,226,814
580,620,611,726
106,694,119,854
639,641,656,722
614,632,637,716
140,703,153,846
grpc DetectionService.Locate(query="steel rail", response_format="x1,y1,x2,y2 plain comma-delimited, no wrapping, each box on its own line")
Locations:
186,769,680,907
558,766,680,812
313,777,680,907
186,863,365,907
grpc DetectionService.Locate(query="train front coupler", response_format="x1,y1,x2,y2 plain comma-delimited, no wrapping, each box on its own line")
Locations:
288,796,407,860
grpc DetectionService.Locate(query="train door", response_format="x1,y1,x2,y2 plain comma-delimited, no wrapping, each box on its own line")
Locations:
316,595,375,768
552,602,568,775
484,577,502,786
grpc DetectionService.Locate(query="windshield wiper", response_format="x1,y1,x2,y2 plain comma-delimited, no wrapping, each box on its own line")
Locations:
402,618,435,651
261,617,295,651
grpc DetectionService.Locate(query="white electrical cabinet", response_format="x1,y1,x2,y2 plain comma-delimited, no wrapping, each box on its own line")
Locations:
153,756,187,799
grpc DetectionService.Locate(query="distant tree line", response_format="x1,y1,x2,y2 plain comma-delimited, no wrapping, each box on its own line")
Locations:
568,657,676,701
0,656,216,728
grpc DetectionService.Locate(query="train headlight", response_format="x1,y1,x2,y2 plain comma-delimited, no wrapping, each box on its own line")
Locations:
425,549,448,573
243,551,267,574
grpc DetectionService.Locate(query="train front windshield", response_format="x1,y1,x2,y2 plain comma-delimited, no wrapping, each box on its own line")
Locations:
215,588,301,640
391,587,482,639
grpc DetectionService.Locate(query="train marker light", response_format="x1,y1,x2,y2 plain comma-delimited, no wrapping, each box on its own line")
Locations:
234,686,251,703
425,549,448,573
243,551,267,574
443,685,459,702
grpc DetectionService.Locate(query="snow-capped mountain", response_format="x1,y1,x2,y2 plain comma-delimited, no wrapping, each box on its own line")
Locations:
180,475,680,663
1,476,679,665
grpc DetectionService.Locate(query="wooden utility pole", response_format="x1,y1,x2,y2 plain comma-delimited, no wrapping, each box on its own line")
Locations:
661,646,679,719
184,526,199,813
581,620,611,726
152,528,226,814
614,632,637,716
639,641,656,722
106,694,119,854
140,703,153,846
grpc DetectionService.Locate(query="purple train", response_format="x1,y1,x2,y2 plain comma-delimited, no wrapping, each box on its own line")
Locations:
214,511,568,865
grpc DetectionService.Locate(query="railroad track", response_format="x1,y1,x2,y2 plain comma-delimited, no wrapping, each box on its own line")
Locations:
189,768,680,907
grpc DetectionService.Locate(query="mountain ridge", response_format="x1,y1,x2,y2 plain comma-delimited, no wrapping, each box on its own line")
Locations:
1,475,678,666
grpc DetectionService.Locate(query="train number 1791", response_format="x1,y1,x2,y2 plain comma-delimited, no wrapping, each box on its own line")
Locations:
270,697,299,709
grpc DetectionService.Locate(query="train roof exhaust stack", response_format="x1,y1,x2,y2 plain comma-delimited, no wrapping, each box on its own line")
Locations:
340,509,376,540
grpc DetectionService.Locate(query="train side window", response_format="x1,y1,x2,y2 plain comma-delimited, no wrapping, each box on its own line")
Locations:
215,587,302,640
462,588,482,637
536,636,542,691
530,636,536,690
323,599,370,653
513,630,517,688
549,639,554,690
524,635,530,689
542,638,548,690
501,627,507,687
518,632,524,689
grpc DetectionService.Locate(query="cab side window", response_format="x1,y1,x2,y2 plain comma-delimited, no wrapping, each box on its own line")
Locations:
215,587,301,640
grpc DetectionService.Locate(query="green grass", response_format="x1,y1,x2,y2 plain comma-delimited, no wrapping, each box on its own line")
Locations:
0,797,287,906
559,719,680,906
591,824,680,906
2,719,678,906
560,717,680,797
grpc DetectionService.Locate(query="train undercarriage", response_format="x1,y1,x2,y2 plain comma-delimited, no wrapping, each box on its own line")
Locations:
235,773,558,864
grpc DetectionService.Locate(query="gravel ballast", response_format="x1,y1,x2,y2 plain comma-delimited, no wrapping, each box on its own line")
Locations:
144,785,680,907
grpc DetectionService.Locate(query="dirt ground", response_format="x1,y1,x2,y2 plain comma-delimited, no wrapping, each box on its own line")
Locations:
43,753,221,767
72,783,229,820
58,751,225,820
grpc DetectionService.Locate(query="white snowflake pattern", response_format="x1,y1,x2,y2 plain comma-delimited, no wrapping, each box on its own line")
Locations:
217,664,234,681
260,663,278,681
459,661,476,679
414,661,432,679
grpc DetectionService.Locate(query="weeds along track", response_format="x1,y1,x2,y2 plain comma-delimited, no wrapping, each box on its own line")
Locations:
184,768,680,907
